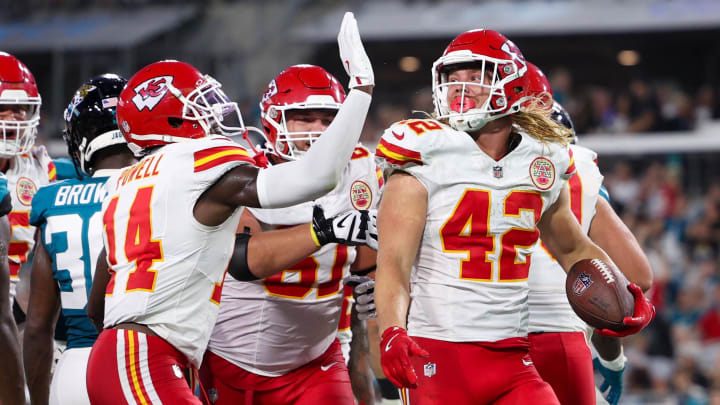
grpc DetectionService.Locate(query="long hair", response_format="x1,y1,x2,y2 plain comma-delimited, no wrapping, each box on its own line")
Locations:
511,92,572,146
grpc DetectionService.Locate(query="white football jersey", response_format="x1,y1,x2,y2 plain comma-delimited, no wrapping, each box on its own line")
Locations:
528,145,603,333
208,146,380,377
375,119,575,342
7,146,56,299
102,136,255,368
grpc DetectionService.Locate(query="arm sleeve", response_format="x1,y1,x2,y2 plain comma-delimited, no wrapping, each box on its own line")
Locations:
255,89,371,208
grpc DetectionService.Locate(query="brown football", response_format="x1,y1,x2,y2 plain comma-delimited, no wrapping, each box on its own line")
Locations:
565,259,635,332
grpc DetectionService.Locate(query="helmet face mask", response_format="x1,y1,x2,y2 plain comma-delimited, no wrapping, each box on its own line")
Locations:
432,30,527,132
63,73,128,175
260,65,345,161
0,52,41,157
118,60,246,156
178,77,245,137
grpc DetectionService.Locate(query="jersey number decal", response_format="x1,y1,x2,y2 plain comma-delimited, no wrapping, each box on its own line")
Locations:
45,212,103,310
440,189,542,282
397,119,442,136
263,245,348,299
104,186,163,294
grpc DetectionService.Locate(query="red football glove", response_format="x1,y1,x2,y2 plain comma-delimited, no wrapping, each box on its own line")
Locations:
380,326,429,389
597,283,656,337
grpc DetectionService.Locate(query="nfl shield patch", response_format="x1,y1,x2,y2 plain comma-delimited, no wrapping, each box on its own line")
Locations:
493,165,503,179
572,272,594,296
423,362,436,378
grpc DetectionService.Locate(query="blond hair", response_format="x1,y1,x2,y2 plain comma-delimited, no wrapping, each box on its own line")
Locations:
511,92,571,146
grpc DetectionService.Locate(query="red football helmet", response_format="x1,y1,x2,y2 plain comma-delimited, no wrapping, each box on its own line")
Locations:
260,64,346,161
519,62,553,108
0,52,40,156
432,29,527,131
117,60,245,155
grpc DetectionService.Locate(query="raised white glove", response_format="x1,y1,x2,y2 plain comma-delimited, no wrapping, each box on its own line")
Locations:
311,205,378,249
344,275,376,320
337,12,374,89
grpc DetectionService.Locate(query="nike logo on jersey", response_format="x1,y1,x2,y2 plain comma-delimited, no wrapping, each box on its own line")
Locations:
320,362,337,372
522,359,533,366
384,334,399,352
392,131,405,140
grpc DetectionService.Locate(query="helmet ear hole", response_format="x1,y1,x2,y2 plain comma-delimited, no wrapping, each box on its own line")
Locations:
168,117,183,128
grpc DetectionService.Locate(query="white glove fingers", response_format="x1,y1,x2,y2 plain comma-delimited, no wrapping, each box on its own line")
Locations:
356,294,374,305
355,281,374,294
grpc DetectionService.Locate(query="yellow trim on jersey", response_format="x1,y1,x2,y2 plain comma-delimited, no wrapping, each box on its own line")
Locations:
193,149,250,169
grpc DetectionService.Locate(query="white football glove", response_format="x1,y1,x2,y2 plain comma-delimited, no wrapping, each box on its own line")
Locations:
344,275,376,320
311,205,378,249
337,11,374,89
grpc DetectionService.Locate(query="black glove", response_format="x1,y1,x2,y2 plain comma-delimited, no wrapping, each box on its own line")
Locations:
344,275,376,320
311,205,378,249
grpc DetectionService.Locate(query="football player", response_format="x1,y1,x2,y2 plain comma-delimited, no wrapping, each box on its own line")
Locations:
23,74,137,405
0,170,24,404
374,29,655,404
523,63,653,405
200,64,380,404
85,12,375,404
0,52,61,313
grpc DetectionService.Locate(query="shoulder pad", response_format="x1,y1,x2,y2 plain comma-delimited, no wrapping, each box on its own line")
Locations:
376,120,443,168
192,137,257,173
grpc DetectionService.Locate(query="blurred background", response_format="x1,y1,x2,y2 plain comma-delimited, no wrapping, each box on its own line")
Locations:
2,0,720,403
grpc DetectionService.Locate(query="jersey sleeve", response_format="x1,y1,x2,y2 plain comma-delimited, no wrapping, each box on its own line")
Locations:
52,158,81,180
374,121,427,177
29,184,54,227
349,144,383,210
31,145,58,182
599,185,610,202
561,146,576,181
191,136,257,175
183,136,258,201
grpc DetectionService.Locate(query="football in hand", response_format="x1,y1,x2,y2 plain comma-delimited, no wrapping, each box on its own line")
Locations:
565,259,634,332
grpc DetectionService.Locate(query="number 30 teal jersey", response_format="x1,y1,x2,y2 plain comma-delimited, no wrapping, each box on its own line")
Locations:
30,172,115,349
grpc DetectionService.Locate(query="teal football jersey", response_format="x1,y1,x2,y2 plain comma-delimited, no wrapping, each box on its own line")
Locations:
30,173,114,349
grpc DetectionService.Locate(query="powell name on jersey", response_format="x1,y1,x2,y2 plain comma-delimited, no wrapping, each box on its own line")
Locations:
375,119,575,343
30,173,118,349
8,145,57,299
528,145,603,333
102,136,255,368
208,145,381,377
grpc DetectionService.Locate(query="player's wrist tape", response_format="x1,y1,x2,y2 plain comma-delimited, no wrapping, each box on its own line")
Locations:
598,347,626,371
309,222,324,247
227,229,258,281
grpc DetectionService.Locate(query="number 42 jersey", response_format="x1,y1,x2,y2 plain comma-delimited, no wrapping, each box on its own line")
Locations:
101,136,256,368
375,119,575,343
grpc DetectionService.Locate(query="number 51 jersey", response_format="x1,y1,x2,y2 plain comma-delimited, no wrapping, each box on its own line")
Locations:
101,136,256,368
375,119,575,343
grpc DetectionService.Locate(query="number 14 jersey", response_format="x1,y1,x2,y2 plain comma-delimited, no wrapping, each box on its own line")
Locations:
375,119,575,343
101,136,256,368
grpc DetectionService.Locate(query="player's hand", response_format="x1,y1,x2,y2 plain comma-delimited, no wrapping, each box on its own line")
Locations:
344,275,375,320
337,12,374,89
380,326,429,389
597,283,656,337
311,205,378,249
593,356,626,405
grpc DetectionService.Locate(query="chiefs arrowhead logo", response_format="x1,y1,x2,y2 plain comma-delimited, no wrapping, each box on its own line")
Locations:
131,76,174,111
261,79,278,104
